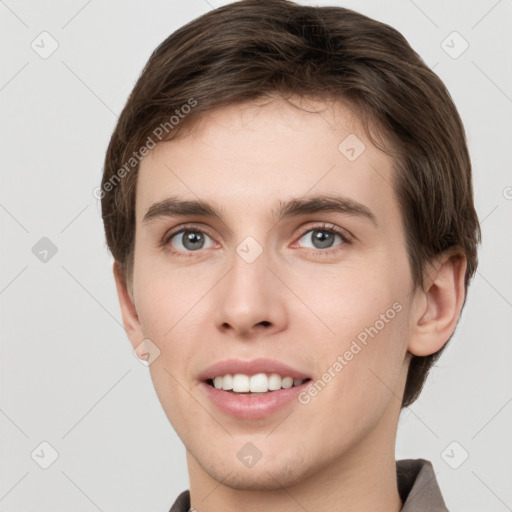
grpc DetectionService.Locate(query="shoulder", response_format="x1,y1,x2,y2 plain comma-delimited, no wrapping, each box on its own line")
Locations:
397,458,449,511
168,489,190,512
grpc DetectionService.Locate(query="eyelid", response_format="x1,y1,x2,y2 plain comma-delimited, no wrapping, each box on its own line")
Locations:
293,222,354,245
161,221,354,254
162,222,218,246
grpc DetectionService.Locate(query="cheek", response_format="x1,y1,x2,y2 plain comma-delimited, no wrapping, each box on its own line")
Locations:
133,263,212,383
295,260,409,408
133,259,193,338
133,264,202,430
292,256,408,342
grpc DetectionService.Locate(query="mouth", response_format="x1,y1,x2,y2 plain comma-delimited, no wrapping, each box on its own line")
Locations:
197,358,314,418
200,374,314,420
204,374,313,396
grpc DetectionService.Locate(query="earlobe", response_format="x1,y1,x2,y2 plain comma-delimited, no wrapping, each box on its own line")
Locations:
112,261,143,349
408,251,467,357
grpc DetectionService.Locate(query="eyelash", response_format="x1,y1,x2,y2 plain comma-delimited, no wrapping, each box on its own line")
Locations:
161,222,352,257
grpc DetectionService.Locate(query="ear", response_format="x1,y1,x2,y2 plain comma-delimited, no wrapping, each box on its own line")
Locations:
113,261,143,351
408,250,467,357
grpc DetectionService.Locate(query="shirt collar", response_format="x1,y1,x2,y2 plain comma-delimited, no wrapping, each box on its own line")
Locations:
397,458,449,511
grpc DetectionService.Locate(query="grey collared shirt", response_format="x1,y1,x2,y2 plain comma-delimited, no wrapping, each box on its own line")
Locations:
169,458,449,512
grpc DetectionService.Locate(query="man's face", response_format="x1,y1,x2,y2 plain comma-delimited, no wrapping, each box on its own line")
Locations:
125,97,416,489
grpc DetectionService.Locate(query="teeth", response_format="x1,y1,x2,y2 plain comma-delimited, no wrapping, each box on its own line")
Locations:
268,373,281,391
211,373,305,393
281,376,293,389
213,376,224,390
233,374,250,392
221,374,233,390
249,373,267,392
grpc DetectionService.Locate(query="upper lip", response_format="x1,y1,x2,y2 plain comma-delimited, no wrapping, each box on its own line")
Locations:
198,358,311,381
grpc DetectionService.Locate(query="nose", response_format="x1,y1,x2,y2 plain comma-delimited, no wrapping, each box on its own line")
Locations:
214,245,287,338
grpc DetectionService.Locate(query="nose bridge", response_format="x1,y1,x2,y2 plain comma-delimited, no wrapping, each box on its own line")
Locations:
214,233,285,334
227,235,271,304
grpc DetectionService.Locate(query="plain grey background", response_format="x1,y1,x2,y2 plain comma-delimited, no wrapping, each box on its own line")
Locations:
1,1,511,511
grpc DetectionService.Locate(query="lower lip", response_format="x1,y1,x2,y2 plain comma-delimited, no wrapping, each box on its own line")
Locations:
199,380,311,420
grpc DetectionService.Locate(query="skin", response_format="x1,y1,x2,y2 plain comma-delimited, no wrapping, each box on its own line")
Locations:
114,95,467,512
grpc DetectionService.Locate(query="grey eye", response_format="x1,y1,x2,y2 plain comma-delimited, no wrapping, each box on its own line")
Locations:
170,230,214,252
298,229,343,250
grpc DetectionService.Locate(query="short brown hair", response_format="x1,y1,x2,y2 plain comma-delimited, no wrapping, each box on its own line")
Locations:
100,0,481,408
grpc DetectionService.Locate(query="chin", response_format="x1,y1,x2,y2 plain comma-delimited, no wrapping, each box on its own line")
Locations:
209,464,306,491
195,447,315,491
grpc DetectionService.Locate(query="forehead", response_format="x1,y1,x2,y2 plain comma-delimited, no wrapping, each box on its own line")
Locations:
136,97,398,226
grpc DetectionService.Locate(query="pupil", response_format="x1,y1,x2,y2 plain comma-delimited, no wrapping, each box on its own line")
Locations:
183,231,204,250
312,230,334,249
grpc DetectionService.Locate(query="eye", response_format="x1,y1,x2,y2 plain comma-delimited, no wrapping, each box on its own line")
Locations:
165,228,216,253
295,224,349,252
162,222,351,256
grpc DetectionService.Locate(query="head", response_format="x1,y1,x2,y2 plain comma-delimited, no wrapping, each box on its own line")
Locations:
100,0,480,489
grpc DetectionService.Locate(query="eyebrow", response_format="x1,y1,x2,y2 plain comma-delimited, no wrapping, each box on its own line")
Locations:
142,194,377,227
